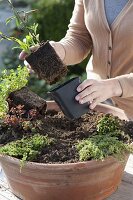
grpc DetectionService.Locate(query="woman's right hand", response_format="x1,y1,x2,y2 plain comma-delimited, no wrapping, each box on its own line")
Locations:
19,46,39,60
19,46,39,72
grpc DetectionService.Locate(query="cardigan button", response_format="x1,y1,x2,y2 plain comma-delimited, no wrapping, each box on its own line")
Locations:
108,61,111,65
108,46,112,50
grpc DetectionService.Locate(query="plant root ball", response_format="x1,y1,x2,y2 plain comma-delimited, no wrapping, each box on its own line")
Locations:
26,41,68,84
9,87,47,115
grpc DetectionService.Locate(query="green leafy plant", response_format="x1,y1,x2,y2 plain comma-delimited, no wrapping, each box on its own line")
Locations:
0,134,53,167
77,114,133,161
77,135,132,161
0,66,29,118
97,114,120,135
0,0,40,54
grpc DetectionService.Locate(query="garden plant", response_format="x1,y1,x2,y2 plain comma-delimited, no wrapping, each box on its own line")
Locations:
0,0,67,84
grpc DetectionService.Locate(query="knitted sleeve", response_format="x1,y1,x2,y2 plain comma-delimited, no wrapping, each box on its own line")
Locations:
51,0,93,65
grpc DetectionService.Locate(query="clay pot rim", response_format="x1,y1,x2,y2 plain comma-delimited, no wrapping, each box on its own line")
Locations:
47,101,129,121
0,153,125,170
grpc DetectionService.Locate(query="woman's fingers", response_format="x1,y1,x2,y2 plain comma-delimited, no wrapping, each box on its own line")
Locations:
24,60,30,68
79,92,98,104
89,98,101,109
77,79,95,92
19,45,40,73
19,50,28,60
75,78,117,109
19,45,39,60
75,85,97,101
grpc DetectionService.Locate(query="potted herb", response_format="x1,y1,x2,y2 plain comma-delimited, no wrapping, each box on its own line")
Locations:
0,0,67,84
0,67,133,200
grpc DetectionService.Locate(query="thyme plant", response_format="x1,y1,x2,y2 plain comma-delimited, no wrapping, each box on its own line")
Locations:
77,135,132,161
77,114,133,161
0,134,53,167
0,66,29,118
97,114,120,135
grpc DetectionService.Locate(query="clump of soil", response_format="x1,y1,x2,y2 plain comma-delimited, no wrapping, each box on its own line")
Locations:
9,87,47,115
26,41,68,84
0,100,133,164
121,120,133,139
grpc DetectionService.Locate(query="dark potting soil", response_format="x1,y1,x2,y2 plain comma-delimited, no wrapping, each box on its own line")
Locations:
0,104,133,164
0,107,104,163
36,111,103,163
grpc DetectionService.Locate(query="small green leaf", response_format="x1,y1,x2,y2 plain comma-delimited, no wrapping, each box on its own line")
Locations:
15,17,21,27
7,0,12,3
12,46,20,50
6,16,15,25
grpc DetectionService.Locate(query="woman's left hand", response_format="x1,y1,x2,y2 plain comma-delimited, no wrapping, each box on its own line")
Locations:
75,79,122,109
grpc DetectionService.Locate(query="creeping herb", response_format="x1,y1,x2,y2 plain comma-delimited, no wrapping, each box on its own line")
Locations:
0,134,53,167
97,114,120,135
77,134,133,161
0,66,29,118
77,114,133,161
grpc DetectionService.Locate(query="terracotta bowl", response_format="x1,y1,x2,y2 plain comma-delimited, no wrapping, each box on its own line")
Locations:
0,101,129,200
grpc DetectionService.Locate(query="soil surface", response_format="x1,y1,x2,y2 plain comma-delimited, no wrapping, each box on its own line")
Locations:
36,110,103,163
0,104,133,164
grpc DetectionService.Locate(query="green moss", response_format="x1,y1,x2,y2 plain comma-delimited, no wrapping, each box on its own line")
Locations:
0,134,53,166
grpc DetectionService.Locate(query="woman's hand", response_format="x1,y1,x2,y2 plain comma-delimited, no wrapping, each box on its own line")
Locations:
19,41,65,61
19,46,39,60
75,79,122,109
19,46,39,72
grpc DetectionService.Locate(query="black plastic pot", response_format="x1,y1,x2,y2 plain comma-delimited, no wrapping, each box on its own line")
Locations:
26,41,68,84
49,77,89,119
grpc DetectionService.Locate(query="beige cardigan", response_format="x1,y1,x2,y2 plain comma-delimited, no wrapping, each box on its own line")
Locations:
52,0,133,119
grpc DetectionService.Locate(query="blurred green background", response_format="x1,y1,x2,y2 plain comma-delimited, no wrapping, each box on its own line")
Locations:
0,0,89,99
